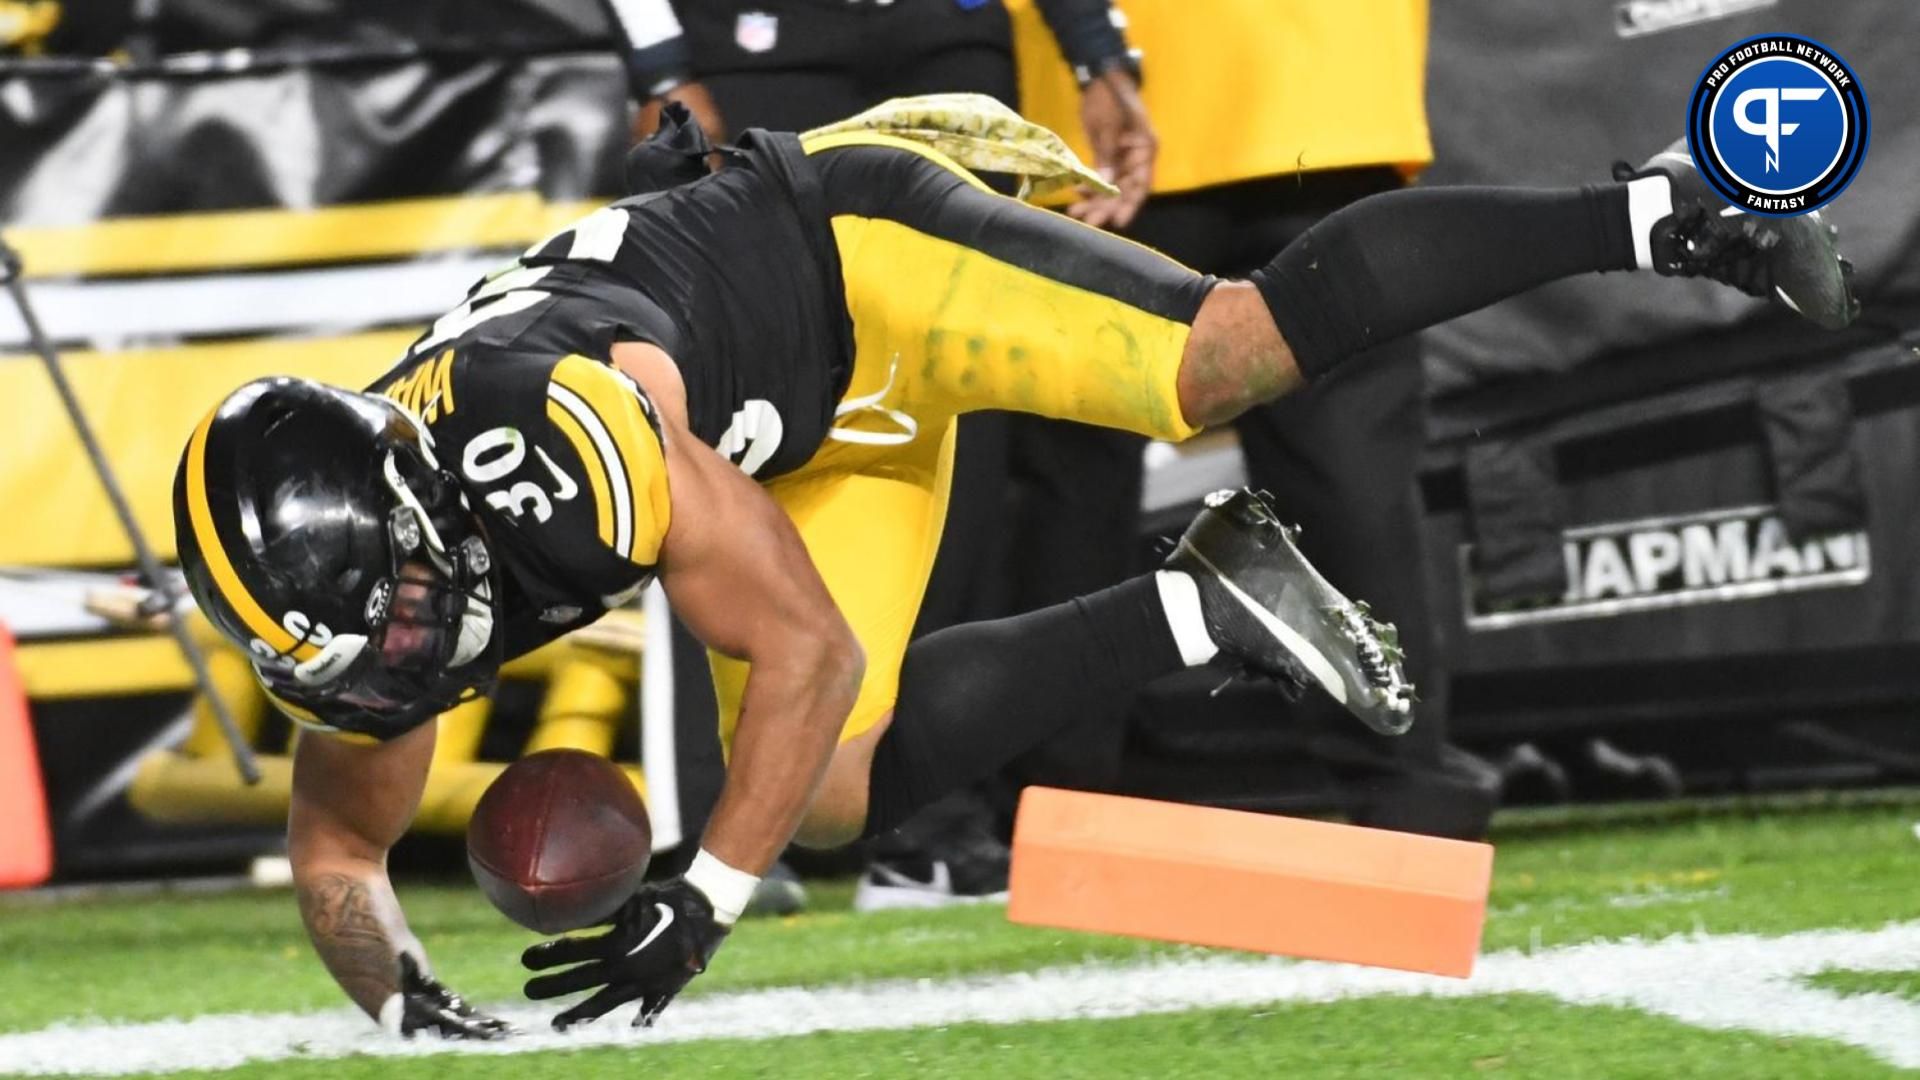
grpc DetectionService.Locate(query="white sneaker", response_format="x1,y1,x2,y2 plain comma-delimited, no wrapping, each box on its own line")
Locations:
853,856,1009,912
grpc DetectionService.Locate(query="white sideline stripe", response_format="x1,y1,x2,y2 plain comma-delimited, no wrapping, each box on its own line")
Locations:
4,923,1920,1075
0,255,501,349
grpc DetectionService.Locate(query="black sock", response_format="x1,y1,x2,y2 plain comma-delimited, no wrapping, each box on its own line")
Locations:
1247,183,1638,382
863,573,1186,838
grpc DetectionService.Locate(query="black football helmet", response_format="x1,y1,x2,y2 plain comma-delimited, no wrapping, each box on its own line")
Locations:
173,377,500,740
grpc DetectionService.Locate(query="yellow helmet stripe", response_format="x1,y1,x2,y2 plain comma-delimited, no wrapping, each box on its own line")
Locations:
183,405,320,661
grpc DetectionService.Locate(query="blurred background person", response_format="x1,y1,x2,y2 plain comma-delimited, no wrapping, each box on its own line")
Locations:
598,0,1151,229
594,0,1155,909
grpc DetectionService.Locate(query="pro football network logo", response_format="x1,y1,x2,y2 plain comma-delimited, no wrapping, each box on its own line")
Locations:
1686,34,1868,215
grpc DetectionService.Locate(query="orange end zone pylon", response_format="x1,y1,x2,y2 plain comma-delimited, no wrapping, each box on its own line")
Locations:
0,621,52,889
1008,787,1492,978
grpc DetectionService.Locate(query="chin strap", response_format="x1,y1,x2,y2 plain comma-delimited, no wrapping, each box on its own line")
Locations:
451,578,494,668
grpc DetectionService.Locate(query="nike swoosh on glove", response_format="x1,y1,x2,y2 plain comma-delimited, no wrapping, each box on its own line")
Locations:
521,877,730,1030
382,953,513,1040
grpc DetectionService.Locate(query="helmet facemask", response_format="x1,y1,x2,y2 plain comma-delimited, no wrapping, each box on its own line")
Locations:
268,428,501,737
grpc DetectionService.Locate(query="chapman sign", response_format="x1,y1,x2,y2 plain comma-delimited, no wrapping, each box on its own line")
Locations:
1464,504,1870,630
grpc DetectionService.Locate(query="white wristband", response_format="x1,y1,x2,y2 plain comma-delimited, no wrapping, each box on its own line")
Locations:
684,849,759,927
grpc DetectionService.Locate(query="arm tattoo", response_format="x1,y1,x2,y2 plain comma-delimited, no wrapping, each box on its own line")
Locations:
297,872,401,1018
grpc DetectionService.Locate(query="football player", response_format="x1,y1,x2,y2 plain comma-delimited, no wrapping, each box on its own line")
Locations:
173,109,1855,1035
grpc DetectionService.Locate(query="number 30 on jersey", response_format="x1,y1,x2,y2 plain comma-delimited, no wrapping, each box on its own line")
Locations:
462,427,577,523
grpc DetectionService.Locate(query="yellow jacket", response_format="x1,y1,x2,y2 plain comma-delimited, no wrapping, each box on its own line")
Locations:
1009,0,1433,194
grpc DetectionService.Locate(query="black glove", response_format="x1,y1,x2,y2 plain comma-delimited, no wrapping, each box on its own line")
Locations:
522,877,730,1030
386,953,513,1040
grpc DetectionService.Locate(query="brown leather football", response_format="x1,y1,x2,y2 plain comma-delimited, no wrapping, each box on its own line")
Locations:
466,749,652,934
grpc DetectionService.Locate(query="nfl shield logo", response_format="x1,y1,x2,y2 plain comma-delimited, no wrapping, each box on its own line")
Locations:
735,12,779,53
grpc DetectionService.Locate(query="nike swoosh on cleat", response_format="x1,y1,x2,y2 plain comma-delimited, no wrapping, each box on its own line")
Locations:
626,904,676,957
870,861,953,893
1182,545,1347,705
1774,284,1804,313
1719,205,1746,217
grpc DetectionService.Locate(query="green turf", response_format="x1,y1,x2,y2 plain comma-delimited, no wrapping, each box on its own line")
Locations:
1806,969,1920,1004
1479,795,1920,953
139,994,1912,1080
1,794,1915,1037
0,881,1177,1032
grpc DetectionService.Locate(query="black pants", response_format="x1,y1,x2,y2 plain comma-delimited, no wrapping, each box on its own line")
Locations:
682,0,1016,131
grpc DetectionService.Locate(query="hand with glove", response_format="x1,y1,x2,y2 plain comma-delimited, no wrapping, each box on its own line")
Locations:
522,875,733,1030
383,953,513,1040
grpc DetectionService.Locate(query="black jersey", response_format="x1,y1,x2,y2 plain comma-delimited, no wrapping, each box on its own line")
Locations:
392,130,853,484
365,345,673,661
357,131,854,664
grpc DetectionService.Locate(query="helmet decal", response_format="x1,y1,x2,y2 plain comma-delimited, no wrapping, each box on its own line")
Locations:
292,633,368,687
364,579,394,625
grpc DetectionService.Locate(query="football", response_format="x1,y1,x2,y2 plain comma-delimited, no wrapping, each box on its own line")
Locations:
466,749,652,934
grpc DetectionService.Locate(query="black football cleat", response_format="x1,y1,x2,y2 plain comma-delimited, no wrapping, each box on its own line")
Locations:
1165,488,1415,736
1618,140,1859,330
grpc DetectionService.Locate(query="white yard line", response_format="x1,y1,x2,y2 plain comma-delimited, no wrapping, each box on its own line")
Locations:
4,923,1919,1075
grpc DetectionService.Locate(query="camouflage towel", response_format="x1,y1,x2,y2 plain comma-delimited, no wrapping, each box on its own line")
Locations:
803,92,1117,201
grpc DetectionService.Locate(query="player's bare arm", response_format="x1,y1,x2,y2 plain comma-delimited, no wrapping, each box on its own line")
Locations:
289,721,431,1015
613,341,866,869
515,342,864,1032
290,721,509,1038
